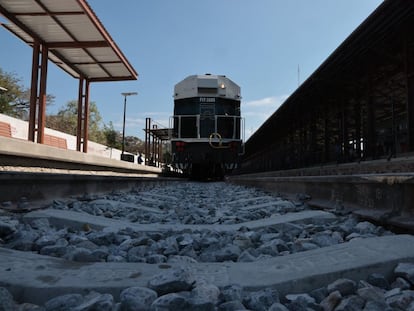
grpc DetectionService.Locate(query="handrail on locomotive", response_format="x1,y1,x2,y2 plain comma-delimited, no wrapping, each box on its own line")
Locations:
169,114,245,155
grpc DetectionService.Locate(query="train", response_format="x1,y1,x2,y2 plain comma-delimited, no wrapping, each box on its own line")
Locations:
170,74,244,179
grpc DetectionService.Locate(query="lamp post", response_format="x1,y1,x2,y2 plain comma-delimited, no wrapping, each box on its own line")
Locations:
121,92,137,158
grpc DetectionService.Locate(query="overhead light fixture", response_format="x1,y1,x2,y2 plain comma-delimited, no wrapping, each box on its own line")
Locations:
121,92,138,97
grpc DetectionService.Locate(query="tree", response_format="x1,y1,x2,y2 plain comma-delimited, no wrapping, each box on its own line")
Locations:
0,68,55,119
103,121,146,154
46,100,105,144
124,135,144,154
103,121,122,150
0,68,24,117
14,89,55,120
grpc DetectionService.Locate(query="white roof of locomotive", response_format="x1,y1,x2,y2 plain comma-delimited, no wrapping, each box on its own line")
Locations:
174,74,241,100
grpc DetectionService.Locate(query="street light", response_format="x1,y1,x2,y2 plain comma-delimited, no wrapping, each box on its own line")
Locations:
121,92,137,159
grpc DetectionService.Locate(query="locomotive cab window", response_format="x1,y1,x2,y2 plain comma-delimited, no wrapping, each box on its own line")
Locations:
174,116,198,138
217,116,235,139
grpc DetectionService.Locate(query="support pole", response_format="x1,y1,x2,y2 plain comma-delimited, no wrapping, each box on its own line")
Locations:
76,78,90,153
27,42,48,144
76,78,84,152
152,124,157,166
83,80,90,153
145,118,151,166
121,95,127,155
405,33,414,151
28,41,40,142
354,101,362,159
36,45,48,144
323,108,330,163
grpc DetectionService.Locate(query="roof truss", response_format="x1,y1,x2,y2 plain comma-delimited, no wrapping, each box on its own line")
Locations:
0,0,138,82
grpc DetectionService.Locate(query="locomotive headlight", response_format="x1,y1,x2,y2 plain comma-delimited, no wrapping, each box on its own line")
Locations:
220,83,225,89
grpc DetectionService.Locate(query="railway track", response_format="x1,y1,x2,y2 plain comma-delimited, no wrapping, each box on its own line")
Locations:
1,180,414,310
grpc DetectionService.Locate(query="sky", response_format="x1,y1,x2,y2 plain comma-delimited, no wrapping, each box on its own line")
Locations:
0,0,383,141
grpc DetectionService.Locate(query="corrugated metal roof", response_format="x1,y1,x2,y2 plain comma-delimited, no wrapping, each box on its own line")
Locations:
0,0,138,82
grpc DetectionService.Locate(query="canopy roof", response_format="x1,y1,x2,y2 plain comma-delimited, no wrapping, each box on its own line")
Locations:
148,128,172,141
0,0,138,82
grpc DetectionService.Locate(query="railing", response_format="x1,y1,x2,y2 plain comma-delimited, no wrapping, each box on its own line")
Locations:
170,114,244,142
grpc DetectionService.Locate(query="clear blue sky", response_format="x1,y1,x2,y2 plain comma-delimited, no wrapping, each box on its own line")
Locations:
0,0,383,140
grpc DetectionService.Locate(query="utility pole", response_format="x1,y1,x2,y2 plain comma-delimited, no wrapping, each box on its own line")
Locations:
120,92,137,160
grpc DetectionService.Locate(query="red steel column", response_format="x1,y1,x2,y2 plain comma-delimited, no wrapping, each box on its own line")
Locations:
76,78,84,151
83,80,90,153
28,42,40,142
76,78,90,153
36,45,48,144
28,42,48,144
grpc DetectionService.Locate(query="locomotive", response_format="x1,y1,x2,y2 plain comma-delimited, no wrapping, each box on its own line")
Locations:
170,74,244,179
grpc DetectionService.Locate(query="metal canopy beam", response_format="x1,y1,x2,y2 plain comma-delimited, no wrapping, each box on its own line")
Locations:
0,0,138,82
0,0,138,152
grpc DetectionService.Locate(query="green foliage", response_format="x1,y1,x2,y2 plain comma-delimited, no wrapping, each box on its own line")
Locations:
124,135,145,154
0,68,55,119
104,121,122,149
103,122,145,154
0,68,24,117
46,100,145,149
46,100,106,144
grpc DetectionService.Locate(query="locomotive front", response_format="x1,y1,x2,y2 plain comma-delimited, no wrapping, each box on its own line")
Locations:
170,74,244,179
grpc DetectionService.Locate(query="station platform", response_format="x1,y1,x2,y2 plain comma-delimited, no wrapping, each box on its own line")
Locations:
0,136,166,204
0,136,161,175
228,158,414,232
